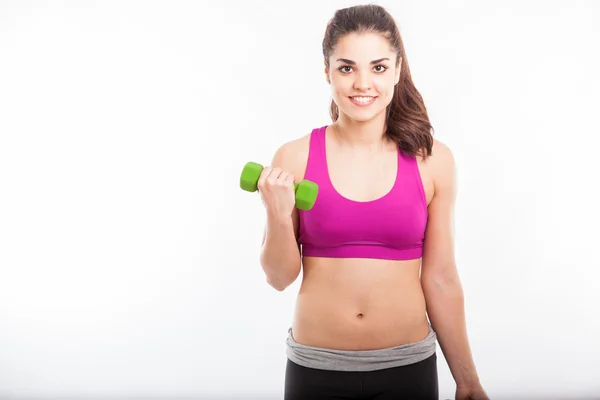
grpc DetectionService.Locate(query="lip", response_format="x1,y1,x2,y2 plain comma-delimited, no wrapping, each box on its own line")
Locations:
348,96,377,107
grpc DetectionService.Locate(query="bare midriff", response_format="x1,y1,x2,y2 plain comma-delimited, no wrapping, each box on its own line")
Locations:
291,256,430,351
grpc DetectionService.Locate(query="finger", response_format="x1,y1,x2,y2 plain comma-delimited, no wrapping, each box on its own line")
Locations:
257,166,272,190
267,167,282,183
284,173,295,187
278,172,290,186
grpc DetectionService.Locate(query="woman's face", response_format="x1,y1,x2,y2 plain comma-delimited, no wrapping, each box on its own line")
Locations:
326,32,401,122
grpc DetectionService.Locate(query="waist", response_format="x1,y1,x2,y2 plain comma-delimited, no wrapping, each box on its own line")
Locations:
286,324,437,372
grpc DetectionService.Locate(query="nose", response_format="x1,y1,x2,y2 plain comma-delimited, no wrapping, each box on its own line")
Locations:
354,71,371,91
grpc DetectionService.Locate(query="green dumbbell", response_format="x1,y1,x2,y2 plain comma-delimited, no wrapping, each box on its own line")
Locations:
240,161,319,211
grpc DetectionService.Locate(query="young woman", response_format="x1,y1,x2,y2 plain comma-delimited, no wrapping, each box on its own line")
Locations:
258,4,489,400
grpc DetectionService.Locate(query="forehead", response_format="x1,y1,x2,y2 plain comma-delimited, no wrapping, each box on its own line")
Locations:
332,32,395,62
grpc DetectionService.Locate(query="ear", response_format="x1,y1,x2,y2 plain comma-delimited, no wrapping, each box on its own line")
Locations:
324,60,330,84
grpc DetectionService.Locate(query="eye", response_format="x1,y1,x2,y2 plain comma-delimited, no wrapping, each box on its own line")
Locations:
337,65,388,73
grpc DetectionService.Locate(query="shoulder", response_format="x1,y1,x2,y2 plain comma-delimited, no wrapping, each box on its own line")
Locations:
424,139,456,198
428,139,455,170
269,130,312,180
413,138,456,205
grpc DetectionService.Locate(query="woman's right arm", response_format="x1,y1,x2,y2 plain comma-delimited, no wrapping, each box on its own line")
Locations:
258,142,303,291
260,209,301,291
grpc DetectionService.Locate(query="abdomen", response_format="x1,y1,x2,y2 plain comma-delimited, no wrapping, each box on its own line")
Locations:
291,257,430,351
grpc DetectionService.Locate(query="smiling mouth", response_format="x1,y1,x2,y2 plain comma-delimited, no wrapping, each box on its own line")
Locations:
349,96,377,106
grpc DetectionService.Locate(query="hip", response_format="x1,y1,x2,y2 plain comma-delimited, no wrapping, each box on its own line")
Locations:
286,322,437,372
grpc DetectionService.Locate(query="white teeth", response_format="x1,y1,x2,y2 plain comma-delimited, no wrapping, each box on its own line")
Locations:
352,96,374,103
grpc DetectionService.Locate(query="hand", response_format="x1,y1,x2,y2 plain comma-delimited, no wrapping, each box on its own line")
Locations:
456,384,489,400
257,166,296,218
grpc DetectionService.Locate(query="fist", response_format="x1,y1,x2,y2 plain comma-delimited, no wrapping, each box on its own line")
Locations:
257,166,296,218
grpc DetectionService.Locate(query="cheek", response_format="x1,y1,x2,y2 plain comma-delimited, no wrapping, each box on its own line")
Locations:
375,78,395,94
330,80,349,92
331,86,351,101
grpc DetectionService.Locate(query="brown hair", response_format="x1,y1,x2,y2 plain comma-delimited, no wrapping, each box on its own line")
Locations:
323,4,434,159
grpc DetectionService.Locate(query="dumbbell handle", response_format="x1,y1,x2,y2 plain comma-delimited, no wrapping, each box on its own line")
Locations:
240,161,318,210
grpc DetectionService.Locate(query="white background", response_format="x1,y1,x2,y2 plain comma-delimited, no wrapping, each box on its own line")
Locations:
1,1,599,399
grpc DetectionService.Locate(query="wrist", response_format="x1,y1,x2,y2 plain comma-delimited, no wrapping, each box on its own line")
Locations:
456,378,482,389
455,367,481,389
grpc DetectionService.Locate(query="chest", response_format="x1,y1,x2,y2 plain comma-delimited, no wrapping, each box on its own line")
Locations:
326,150,399,203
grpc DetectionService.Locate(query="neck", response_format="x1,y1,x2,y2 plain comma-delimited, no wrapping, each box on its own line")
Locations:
332,112,389,151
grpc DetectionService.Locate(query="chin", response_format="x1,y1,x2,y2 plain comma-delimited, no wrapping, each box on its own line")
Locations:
348,114,375,123
340,107,386,123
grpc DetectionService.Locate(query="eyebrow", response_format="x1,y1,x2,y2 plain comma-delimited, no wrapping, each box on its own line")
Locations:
336,58,390,65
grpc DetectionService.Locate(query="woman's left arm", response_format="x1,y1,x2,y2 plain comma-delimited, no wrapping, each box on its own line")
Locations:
420,141,488,399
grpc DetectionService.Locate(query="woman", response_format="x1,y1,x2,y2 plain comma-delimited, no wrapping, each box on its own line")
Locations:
258,4,489,400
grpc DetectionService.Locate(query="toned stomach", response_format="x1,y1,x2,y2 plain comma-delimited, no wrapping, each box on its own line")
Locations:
291,256,430,351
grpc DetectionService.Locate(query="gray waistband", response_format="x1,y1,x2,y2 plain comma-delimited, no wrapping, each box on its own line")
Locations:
286,325,437,372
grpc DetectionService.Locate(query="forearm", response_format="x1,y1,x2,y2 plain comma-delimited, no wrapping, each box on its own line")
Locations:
423,277,481,388
260,212,301,291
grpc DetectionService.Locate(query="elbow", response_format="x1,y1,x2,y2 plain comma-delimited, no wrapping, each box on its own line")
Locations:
266,269,300,291
260,249,301,292
260,259,301,292
265,265,300,292
267,277,289,292
422,272,463,297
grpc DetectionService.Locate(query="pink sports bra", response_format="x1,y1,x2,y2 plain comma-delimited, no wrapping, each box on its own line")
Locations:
298,125,428,261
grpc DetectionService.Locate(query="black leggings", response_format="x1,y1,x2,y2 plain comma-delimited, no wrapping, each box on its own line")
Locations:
284,353,438,400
